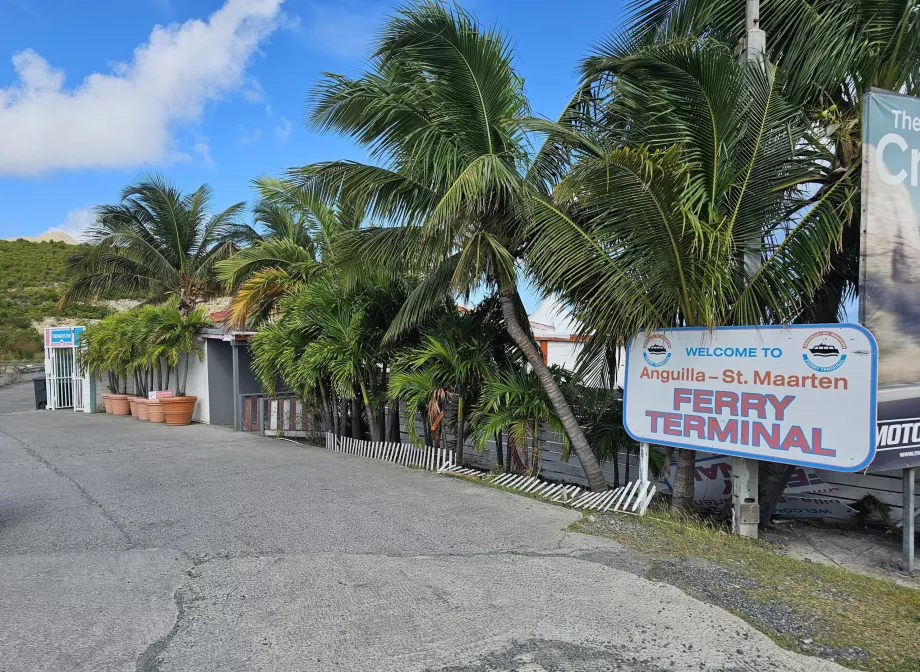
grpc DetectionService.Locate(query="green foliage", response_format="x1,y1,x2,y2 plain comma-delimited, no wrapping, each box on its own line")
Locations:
62,174,248,308
79,299,211,395
0,240,111,362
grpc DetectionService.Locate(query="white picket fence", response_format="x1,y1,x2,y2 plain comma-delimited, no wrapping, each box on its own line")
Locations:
325,432,456,472
441,464,656,516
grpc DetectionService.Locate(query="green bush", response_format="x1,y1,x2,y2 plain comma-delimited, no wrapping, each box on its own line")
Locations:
0,240,111,362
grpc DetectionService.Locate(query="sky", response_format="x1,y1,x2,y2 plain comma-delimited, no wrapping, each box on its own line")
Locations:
0,0,630,311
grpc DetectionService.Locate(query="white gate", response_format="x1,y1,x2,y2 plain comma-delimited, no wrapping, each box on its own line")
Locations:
44,326,86,412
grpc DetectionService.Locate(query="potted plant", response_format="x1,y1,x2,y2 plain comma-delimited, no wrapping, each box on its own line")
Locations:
80,317,131,414
151,299,211,426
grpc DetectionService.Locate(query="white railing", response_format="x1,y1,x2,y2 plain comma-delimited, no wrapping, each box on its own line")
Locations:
324,432,456,472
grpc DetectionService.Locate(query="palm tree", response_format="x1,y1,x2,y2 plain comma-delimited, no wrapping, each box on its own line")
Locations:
249,273,409,442
627,0,920,322
294,1,609,491
526,39,851,511
626,0,920,519
471,368,567,477
61,174,246,311
389,310,497,463
216,176,361,328
149,298,212,397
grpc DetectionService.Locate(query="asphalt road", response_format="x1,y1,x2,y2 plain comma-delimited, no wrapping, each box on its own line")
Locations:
0,382,842,672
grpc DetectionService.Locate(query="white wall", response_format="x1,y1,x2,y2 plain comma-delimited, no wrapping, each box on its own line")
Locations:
546,341,580,370
545,342,627,385
182,343,210,424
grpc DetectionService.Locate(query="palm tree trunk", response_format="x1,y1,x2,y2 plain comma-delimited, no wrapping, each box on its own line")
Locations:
497,282,607,492
670,449,697,513
360,382,382,442
455,397,465,467
317,379,333,434
350,397,361,439
758,462,795,525
494,431,504,472
339,397,349,437
181,354,190,397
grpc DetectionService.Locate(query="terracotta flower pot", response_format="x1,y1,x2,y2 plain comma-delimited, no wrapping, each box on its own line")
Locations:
128,397,140,417
136,399,150,421
147,399,166,423
160,396,197,426
102,394,113,414
110,394,131,415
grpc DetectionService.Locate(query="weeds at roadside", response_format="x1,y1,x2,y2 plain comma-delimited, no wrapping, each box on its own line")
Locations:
574,504,920,672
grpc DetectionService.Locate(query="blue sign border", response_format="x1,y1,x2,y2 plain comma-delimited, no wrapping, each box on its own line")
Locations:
622,324,878,473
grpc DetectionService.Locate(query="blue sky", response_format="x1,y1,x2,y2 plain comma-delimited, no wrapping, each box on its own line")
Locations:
0,0,628,310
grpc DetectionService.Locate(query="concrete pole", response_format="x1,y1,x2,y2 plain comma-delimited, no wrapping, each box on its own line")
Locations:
639,442,650,484
734,0,766,540
904,467,915,574
743,0,767,64
732,457,760,538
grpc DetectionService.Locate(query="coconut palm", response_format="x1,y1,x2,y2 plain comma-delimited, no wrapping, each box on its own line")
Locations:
249,273,409,442
625,0,920,518
294,1,609,490
627,0,920,322
526,39,852,511
216,176,362,328
61,175,247,311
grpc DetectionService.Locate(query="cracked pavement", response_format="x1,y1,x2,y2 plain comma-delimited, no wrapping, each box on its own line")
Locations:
0,383,844,671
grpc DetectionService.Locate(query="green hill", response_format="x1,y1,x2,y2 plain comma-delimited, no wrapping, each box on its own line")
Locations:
0,239,110,362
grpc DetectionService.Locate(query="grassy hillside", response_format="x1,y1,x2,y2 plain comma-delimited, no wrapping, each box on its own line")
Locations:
0,240,110,362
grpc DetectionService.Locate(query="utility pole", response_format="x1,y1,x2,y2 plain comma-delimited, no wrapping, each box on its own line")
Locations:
743,0,767,65
733,0,767,540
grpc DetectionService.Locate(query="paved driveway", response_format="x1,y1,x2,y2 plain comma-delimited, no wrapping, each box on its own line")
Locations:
0,383,841,671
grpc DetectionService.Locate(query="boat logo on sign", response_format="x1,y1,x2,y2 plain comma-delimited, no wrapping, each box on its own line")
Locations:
802,331,847,372
643,334,671,367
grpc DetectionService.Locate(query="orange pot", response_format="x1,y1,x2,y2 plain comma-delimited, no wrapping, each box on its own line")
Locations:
147,399,166,423
110,394,130,415
128,397,140,417
160,396,197,426
136,399,150,421
102,394,113,413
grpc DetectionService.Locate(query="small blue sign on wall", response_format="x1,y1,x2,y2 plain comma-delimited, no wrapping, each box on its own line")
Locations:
45,326,84,348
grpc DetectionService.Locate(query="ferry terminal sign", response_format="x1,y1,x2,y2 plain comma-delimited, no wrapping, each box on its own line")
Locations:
623,325,878,472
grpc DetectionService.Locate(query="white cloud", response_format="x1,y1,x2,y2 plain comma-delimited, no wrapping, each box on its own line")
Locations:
0,0,284,176
275,117,292,140
238,127,263,144
193,142,213,165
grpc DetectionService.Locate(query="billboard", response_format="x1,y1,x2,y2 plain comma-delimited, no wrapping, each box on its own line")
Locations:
871,391,920,471
623,325,877,472
860,88,920,387
659,454,858,519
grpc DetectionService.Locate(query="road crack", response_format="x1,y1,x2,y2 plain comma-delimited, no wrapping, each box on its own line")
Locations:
135,554,209,672
0,424,134,546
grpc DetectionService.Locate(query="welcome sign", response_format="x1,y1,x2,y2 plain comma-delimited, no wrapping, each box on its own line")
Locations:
623,325,878,472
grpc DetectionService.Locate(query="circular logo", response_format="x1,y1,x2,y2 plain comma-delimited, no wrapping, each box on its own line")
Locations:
802,331,847,372
643,333,672,367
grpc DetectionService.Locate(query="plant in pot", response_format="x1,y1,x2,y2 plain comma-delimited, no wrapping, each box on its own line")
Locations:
151,299,211,426
80,314,133,414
